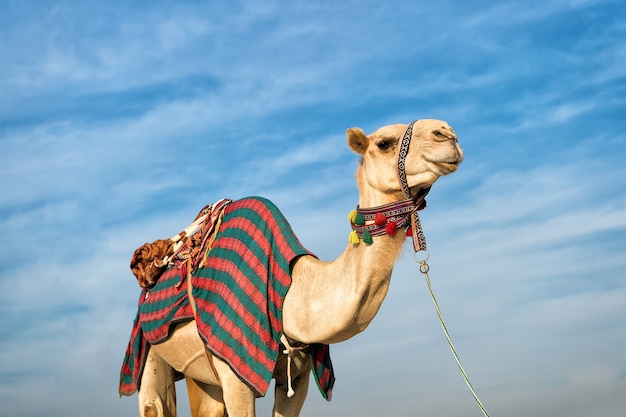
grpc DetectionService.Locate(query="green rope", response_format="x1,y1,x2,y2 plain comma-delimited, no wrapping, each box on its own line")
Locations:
419,259,491,417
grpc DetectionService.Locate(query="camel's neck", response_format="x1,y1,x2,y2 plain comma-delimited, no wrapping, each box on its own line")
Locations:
282,188,409,345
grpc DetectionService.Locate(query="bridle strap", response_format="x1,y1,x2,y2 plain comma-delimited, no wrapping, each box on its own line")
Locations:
349,120,429,250
351,199,415,237
397,121,428,253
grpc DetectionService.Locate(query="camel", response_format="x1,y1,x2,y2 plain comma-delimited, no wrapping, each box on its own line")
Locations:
134,119,463,417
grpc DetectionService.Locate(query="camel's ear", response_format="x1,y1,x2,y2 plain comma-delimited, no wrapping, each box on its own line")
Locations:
347,128,369,155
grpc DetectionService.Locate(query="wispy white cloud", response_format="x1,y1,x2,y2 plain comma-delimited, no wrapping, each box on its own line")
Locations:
1,1,625,416
461,0,605,28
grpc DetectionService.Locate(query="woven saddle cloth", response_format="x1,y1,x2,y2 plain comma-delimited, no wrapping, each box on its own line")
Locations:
119,197,335,400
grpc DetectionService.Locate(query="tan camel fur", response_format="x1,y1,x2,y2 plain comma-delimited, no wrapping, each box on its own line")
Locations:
137,119,463,417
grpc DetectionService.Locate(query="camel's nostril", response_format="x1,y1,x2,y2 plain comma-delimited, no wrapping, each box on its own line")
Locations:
432,130,456,142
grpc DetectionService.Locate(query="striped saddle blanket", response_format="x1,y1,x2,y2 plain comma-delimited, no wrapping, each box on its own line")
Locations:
119,197,335,400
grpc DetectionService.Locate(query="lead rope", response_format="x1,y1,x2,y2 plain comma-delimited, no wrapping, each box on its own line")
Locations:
399,121,489,416
416,254,490,417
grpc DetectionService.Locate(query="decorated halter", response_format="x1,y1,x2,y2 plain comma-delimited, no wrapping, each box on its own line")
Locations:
349,120,428,253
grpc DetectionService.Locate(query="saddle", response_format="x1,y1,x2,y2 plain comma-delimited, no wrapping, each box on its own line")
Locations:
129,199,231,288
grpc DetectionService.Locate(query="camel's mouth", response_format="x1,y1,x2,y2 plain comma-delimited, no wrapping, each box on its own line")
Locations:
427,157,462,175
439,161,461,174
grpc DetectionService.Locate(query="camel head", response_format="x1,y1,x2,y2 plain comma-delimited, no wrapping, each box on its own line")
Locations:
347,119,463,205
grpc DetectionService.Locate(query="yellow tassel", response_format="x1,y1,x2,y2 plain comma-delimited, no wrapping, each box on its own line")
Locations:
348,210,358,223
348,230,360,244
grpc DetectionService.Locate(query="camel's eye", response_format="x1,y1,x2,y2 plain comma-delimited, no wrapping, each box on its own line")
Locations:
377,140,392,151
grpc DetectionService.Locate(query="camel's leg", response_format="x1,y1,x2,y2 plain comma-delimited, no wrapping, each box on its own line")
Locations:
186,377,227,417
212,358,256,417
271,350,311,417
138,347,177,417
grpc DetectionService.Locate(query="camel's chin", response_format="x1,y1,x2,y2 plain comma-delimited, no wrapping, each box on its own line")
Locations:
408,185,432,204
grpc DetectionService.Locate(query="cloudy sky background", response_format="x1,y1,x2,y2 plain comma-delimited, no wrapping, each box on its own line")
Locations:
1,0,625,416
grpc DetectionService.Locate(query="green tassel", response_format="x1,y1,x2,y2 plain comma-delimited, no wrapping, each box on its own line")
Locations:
362,230,373,244
354,213,365,226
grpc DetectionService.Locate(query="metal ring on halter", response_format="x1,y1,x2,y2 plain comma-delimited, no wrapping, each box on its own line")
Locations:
413,249,430,264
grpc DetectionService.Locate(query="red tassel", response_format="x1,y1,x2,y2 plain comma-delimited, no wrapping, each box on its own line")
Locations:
417,200,427,211
386,221,397,235
374,212,387,226
406,225,413,237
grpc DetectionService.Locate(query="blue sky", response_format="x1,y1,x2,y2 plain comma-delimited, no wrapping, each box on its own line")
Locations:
1,0,625,416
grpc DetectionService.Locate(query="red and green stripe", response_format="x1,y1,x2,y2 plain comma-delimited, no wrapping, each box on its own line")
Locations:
120,197,334,400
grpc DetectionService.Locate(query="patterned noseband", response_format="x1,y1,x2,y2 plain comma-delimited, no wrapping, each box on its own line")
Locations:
397,121,428,253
